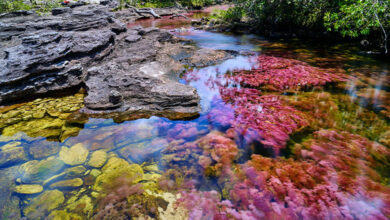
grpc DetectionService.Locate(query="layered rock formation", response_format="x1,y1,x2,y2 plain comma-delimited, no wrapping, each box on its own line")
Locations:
0,5,121,103
0,5,231,119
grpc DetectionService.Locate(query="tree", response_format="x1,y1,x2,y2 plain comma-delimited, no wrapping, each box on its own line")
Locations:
325,0,390,54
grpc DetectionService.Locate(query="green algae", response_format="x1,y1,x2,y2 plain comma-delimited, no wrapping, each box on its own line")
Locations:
0,94,84,141
47,210,82,220
14,184,43,194
87,150,107,168
65,195,93,218
284,91,389,142
59,143,89,166
93,157,144,193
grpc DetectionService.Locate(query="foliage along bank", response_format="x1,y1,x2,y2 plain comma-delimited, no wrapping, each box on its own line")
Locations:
210,0,389,54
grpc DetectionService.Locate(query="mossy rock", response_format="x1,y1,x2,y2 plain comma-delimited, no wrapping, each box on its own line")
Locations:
23,190,65,219
93,157,144,192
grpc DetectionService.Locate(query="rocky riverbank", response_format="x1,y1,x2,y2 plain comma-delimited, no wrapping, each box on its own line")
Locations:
0,4,231,120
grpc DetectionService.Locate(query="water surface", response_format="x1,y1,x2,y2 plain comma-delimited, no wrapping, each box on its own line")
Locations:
0,14,389,219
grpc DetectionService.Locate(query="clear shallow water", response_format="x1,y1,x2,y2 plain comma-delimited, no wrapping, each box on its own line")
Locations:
0,15,389,219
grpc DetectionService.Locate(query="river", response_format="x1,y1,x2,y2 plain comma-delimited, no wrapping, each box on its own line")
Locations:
0,11,389,219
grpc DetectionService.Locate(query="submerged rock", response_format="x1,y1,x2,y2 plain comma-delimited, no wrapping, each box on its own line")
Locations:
379,130,390,147
29,139,61,159
59,143,89,165
19,156,65,183
23,190,65,219
87,150,107,168
14,184,43,194
0,94,84,140
0,166,22,220
49,178,83,189
43,165,86,186
0,141,28,168
118,138,168,164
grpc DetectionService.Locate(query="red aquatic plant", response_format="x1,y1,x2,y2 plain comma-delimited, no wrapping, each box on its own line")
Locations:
220,87,308,155
231,55,347,91
177,130,390,219
162,131,239,177
242,130,390,219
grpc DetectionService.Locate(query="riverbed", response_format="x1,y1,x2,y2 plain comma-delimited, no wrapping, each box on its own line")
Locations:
0,11,389,219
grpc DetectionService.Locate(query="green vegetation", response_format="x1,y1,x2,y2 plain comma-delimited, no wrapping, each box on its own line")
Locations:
0,0,62,13
324,0,389,54
0,0,32,12
118,0,215,9
215,0,389,54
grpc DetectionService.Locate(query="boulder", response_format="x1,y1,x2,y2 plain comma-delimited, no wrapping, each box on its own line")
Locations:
82,28,201,116
0,4,234,121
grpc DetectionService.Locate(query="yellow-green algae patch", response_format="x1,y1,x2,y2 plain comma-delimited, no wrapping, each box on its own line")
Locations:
87,150,107,168
49,178,84,189
65,195,93,218
47,210,82,220
14,184,43,194
93,157,144,193
0,93,84,141
59,143,89,166
284,91,389,142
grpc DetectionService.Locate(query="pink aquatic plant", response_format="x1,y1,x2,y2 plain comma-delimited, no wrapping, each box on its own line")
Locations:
162,131,239,177
220,87,308,155
231,55,348,91
176,130,390,220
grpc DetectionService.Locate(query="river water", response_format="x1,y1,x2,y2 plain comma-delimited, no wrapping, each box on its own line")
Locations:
0,12,389,219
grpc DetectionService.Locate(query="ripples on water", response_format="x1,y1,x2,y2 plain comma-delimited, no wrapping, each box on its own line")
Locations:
0,13,389,219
